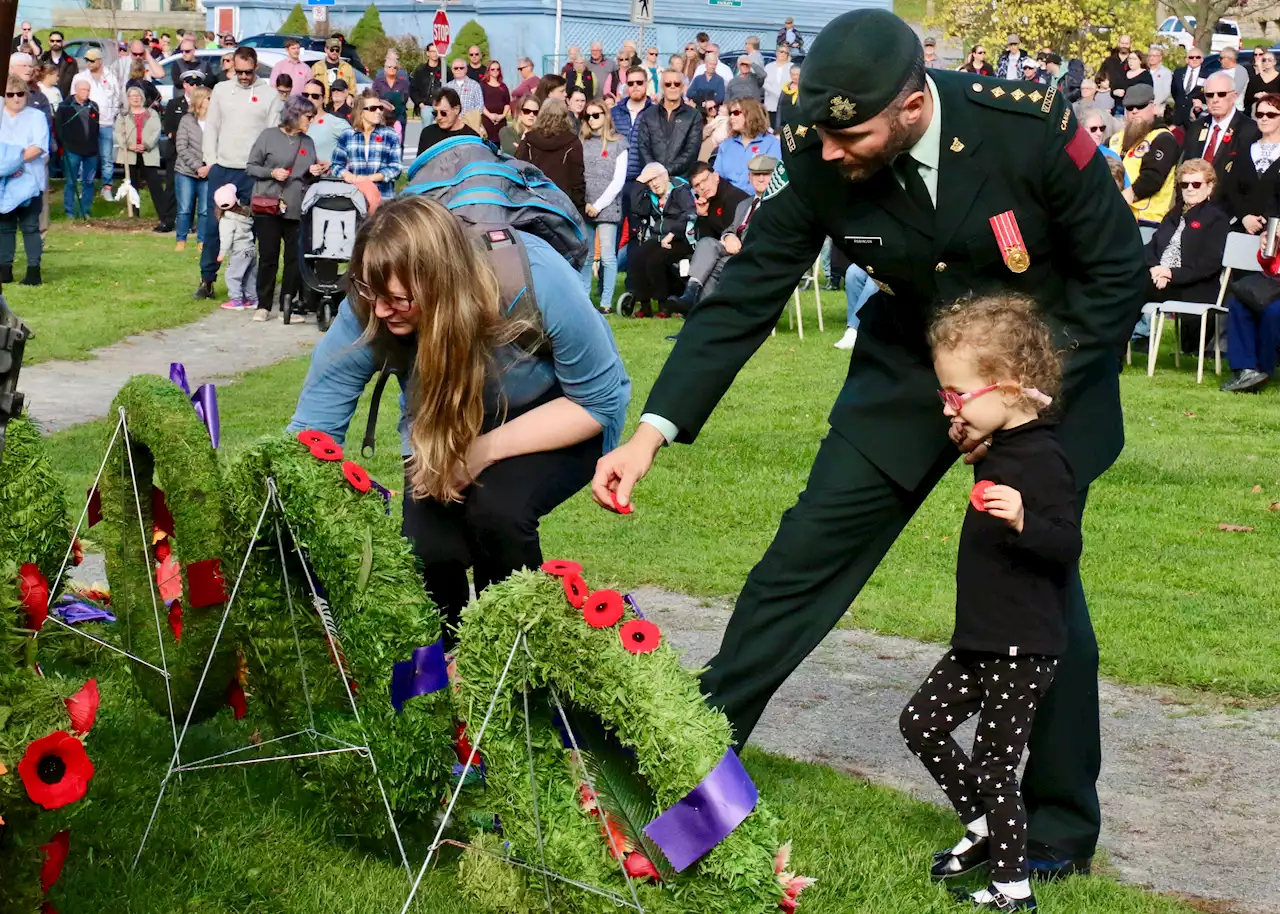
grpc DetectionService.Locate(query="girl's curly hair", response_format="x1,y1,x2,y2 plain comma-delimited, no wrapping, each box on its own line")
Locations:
929,296,1062,412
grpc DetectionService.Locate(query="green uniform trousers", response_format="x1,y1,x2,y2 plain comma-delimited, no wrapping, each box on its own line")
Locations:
700,428,1102,859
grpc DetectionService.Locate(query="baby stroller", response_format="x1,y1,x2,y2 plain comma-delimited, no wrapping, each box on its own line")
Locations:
294,179,369,331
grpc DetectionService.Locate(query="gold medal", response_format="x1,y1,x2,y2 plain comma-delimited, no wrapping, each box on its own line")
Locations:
1005,248,1031,273
990,210,1031,274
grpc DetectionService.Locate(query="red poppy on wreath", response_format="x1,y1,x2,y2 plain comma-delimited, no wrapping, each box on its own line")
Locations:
72,536,84,567
624,851,661,882
342,460,371,493
583,589,624,628
64,679,100,734
297,429,336,449
168,600,184,641
42,903,58,914
227,676,247,720
1190,221,1202,229
540,559,583,577
620,619,661,654
562,573,589,608
40,829,70,893
18,731,95,810
20,562,50,630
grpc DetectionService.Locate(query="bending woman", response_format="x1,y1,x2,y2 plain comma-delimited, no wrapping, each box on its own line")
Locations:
289,196,631,644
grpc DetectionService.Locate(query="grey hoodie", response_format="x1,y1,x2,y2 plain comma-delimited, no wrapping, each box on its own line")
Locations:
203,77,283,169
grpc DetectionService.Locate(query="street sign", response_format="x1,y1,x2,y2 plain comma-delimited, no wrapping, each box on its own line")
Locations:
311,4,327,21
306,0,334,6
707,0,742,6
432,9,450,55
630,0,653,25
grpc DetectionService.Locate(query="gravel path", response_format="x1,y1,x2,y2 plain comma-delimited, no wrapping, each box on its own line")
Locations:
22,310,317,432
627,587,1279,914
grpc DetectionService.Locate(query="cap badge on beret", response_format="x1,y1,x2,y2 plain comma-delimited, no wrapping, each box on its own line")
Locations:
829,95,857,123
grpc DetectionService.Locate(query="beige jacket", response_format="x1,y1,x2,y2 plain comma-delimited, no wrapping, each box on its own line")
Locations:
114,108,161,166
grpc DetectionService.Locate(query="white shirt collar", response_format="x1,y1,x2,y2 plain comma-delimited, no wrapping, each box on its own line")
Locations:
1212,112,1234,132
904,75,941,172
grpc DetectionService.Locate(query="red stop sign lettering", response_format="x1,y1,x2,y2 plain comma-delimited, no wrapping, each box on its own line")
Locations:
432,10,450,56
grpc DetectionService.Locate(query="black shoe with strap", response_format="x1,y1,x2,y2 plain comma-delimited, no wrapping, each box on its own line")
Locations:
931,833,989,880
951,884,1037,910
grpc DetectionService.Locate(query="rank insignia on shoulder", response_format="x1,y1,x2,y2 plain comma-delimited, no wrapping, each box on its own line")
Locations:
991,87,1006,98
1011,88,1025,101
763,161,790,200
1029,90,1043,103
795,125,808,137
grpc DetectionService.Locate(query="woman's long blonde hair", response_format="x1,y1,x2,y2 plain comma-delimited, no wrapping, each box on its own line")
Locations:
348,197,528,502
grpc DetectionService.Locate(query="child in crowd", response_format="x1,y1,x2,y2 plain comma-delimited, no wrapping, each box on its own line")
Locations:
275,73,292,101
900,296,1081,911
214,183,258,312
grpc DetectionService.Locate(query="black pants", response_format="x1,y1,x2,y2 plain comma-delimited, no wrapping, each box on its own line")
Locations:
400,402,601,648
900,651,1058,883
253,214,300,312
0,195,42,269
629,237,690,304
700,430,1103,859
129,155,167,219
156,138,177,226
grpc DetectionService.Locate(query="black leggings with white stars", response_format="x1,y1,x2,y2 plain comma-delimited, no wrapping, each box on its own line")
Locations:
899,651,1058,883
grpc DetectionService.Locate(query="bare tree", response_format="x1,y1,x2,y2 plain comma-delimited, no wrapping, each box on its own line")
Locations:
1165,0,1280,52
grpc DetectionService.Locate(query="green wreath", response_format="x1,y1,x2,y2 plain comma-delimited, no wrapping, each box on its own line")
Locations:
452,566,801,914
1,562,102,914
225,434,455,835
100,376,236,724
0,414,71,581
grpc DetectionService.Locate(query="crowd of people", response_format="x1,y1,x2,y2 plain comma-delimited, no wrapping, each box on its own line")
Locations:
3,18,1278,388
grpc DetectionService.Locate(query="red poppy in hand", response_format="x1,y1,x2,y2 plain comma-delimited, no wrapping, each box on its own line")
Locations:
342,460,371,493
18,731,95,810
970,480,995,512
620,619,661,654
40,830,70,893
583,589,624,628
64,679,100,734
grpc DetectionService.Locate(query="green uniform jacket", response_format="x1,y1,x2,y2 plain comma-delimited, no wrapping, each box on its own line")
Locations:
644,70,1147,491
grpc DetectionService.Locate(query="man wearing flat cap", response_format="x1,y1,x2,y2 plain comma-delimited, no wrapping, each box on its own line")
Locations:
1109,84,1179,225
594,8,1143,902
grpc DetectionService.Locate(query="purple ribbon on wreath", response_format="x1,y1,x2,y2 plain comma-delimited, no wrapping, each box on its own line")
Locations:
389,639,449,712
643,748,759,872
169,362,221,449
52,596,117,625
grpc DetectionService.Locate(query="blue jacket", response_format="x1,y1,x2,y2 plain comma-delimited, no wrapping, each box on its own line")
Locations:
289,232,631,456
688,73,726,105
713,132,782,195
611,97,652,182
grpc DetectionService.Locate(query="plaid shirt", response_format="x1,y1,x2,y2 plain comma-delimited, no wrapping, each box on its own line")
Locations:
331,125,402,197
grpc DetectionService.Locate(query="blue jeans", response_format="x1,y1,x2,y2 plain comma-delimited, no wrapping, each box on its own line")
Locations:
579,221,619,310
174,173,209,242
844,263,877,329
63,151,98,218
97,128,114,184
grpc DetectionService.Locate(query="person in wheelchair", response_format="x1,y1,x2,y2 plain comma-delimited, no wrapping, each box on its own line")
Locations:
616,162,695,319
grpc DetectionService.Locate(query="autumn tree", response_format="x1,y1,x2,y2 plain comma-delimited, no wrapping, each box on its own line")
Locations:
928,0,1157,69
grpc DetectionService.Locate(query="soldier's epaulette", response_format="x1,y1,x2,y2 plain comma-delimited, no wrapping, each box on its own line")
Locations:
966,78,1059,118
779,118,820,155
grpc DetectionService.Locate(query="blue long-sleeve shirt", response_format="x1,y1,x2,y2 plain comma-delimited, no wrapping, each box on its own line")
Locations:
288,231,631,456
0,109,49,213
713,132,782,195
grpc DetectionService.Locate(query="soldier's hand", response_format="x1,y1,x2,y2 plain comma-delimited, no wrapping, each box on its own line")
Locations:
592,423,666,513
949,423,990,465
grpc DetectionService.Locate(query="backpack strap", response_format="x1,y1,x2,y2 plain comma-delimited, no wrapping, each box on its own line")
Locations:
473,224,551,357
361,358,393,459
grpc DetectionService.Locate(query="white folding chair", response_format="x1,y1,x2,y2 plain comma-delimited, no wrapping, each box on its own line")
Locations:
1139,225,1157,245
774,256,826,339
1147,231,1258,383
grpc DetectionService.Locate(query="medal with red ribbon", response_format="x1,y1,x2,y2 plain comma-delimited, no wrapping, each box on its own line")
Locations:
989,210,1031,274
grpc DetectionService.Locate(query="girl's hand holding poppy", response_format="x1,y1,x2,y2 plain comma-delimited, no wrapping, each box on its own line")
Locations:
981,484,1024,533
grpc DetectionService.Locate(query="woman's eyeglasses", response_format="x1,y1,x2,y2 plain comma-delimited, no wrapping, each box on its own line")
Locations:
1087,125,1107,133
521,106,539,115
1179,179,1206,189
587,112,604,120
1259,110,1280,119
728,108,744,117
351,278,414,312
5,91,27,98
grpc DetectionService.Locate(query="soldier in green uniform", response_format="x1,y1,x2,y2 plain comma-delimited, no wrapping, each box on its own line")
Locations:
592,9,1144,886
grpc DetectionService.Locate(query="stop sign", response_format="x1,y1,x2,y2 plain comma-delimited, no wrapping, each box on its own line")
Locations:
432,9,450,56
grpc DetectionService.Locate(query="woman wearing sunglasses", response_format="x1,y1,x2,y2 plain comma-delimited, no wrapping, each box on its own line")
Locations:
1142,157,1230,353
288,195,630,646
0,75,49,285
331,90,402,200
958,45,993,77
500,96,538,156
579,101,628,313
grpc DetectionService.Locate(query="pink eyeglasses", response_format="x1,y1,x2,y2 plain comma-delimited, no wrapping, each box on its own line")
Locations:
937,384,1053,412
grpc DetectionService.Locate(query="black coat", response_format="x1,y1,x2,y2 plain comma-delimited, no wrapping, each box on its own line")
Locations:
644,71,1146,492
54,97,100,157
628,179,695,245
1220,140,1280,220
1180,111,1261,190
634,102,702,179
410,61,443,108
1144,199,1231,303
41,51,79,100
1170,65,1206,128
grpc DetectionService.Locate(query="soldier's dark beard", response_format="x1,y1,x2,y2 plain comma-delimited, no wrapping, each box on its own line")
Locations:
1122,115,1155,152
839,114,914,182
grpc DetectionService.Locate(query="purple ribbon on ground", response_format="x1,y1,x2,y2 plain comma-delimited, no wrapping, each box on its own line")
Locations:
53,597,117,625
389,639,449,712
644,748,758,872
169,362,221,449
624,593,645,619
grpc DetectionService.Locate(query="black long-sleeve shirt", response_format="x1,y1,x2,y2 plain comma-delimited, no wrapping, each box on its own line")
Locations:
1130,128,1180,201
953,419,1080,657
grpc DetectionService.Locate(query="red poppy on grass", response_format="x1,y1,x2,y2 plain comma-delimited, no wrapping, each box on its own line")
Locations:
20,563,50,630
40,829,70,893
620,619,661,654
64,680,99,734
342,460,371,493
583,589,624,628
18,731,95,810
168,600,184,641
42,903,58,914
562,572,589,608
540,559,582,577
154,539,171,563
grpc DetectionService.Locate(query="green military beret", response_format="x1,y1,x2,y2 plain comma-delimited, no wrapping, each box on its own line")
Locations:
798,9,922,130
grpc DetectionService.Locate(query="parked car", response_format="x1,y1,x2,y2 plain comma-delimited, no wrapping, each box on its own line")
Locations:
719,48,806,70
61,37,119,71
1157,16,1242,53
238,33,366,73
1201,48,1266,77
